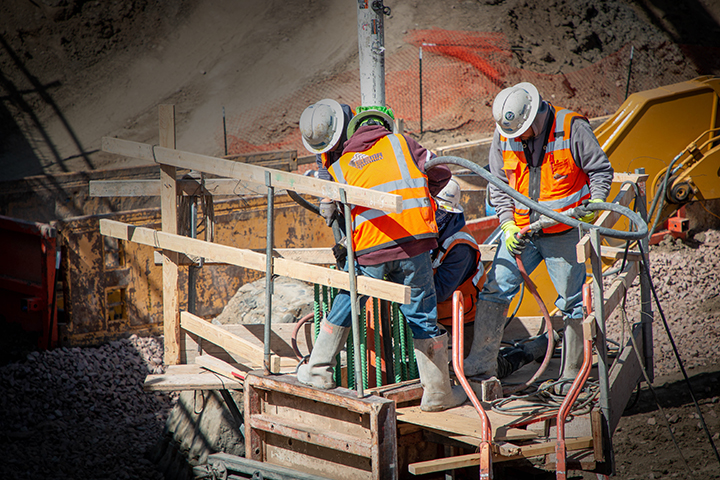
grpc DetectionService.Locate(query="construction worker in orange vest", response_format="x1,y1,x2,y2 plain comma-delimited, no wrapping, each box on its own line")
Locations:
432,177,554,379
297,104,467,412
464,82,614,394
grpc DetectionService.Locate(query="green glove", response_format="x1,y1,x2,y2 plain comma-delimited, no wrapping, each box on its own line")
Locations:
501,221,526,255
577,198,604,223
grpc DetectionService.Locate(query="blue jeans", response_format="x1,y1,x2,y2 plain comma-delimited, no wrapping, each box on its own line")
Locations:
478,228,585,320
325,251,441,339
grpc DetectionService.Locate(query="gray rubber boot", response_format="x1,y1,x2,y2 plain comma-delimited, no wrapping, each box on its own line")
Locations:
297,321,350,389
463,300,509,378
413,333,467,412
556,318,584,394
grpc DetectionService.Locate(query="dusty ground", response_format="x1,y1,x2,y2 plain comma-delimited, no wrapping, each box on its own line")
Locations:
2,0,720,479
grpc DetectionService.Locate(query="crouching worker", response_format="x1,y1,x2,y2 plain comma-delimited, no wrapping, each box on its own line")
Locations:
431,178,552,379
296,104,467,412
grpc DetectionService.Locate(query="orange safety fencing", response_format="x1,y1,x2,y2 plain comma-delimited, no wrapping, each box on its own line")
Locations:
217,29,720,160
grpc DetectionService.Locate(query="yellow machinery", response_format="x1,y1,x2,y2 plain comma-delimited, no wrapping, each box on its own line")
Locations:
596,75,720,226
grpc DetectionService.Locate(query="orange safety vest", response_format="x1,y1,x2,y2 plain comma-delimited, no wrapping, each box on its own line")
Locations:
433,226,486,326
329,134,438,256
499,104,591,234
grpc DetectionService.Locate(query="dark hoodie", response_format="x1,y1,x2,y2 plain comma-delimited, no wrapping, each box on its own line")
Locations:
339,125,451,266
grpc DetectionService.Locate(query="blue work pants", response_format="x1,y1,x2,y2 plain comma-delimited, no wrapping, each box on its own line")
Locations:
478,228,585,320
325,251,441,339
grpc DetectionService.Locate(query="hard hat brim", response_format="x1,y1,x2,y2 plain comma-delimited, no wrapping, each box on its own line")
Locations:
301,99,345,154
496,82,541,139
346,109,396,138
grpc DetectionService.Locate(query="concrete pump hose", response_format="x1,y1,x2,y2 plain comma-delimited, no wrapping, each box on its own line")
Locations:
426,156,648,241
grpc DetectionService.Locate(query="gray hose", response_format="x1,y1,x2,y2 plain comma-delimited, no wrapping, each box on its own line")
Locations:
427,156,648,241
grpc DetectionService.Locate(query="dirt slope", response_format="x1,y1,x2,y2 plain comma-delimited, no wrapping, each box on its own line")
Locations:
2,0,720,181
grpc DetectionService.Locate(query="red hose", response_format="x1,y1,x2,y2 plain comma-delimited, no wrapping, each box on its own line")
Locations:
503,226,556,396
291,312,314,360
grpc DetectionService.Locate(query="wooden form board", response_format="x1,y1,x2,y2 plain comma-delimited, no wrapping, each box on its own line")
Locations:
244,372,397,480
90,178,246,197
99,219,410,304
407,437,594,475
144,364,242,392
181,311,284,373
183,322,312,372
396,404,538,443
102,136,403,213
159,104,181,365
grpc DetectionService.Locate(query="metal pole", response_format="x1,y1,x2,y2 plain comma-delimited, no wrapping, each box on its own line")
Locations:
356,0,386,107
222,106,228,156
340,188,364,397
590,228,614,472
419,45,423,135
263,171,274,375
636,167,654,381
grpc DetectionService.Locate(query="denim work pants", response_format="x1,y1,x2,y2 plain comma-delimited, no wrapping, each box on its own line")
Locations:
325,251,441,339
478,227,585,320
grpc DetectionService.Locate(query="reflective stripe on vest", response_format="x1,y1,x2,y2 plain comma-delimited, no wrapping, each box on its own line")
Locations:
499,104,591,234
329,134,437,256
434,226,484,326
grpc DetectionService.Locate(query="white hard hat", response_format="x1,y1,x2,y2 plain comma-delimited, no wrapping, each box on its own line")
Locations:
435,178,463,213
492,82,541,139
299,99,344,154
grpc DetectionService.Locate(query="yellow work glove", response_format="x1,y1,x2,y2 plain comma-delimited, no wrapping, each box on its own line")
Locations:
576,199,604,223
501,221,526,255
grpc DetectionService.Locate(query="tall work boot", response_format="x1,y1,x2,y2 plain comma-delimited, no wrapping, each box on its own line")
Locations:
297,321,350,389
556,318,584,395
413,333,467,412
463,300,509,378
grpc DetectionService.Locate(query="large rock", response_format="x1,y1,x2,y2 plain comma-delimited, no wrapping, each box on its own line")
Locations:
212,276,315,326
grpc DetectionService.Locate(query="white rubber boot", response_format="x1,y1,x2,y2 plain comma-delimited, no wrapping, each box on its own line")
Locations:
297,321,350,389
556,318,584,394
463,300,509,378
413,333,467,412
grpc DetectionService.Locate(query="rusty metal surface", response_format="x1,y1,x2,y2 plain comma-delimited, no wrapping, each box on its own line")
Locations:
55,193,334,347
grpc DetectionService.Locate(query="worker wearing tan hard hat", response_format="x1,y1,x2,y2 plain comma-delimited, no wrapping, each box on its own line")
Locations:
465,82,614,394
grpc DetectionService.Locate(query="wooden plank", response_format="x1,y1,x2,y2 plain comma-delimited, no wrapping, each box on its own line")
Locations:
102,137,403,213
159,104,181,366
602,261,639,320
612,172,649,184
396,405,538,442
272,247,336,265
576,183,636,263
181,311,281,373
89,178,245,197
407,437,594,474
225,150,297,171
248,413,373,457
608,326,645,433
143,364,242,391
195,354,247,382
100,219,411,304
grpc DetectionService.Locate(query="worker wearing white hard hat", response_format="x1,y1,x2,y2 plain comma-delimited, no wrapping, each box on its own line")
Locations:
431,177,552,379
464,82,615,393
300,99,355,230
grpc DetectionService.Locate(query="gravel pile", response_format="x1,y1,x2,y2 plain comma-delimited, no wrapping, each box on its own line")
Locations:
605,229,720,378
0,335,177,480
